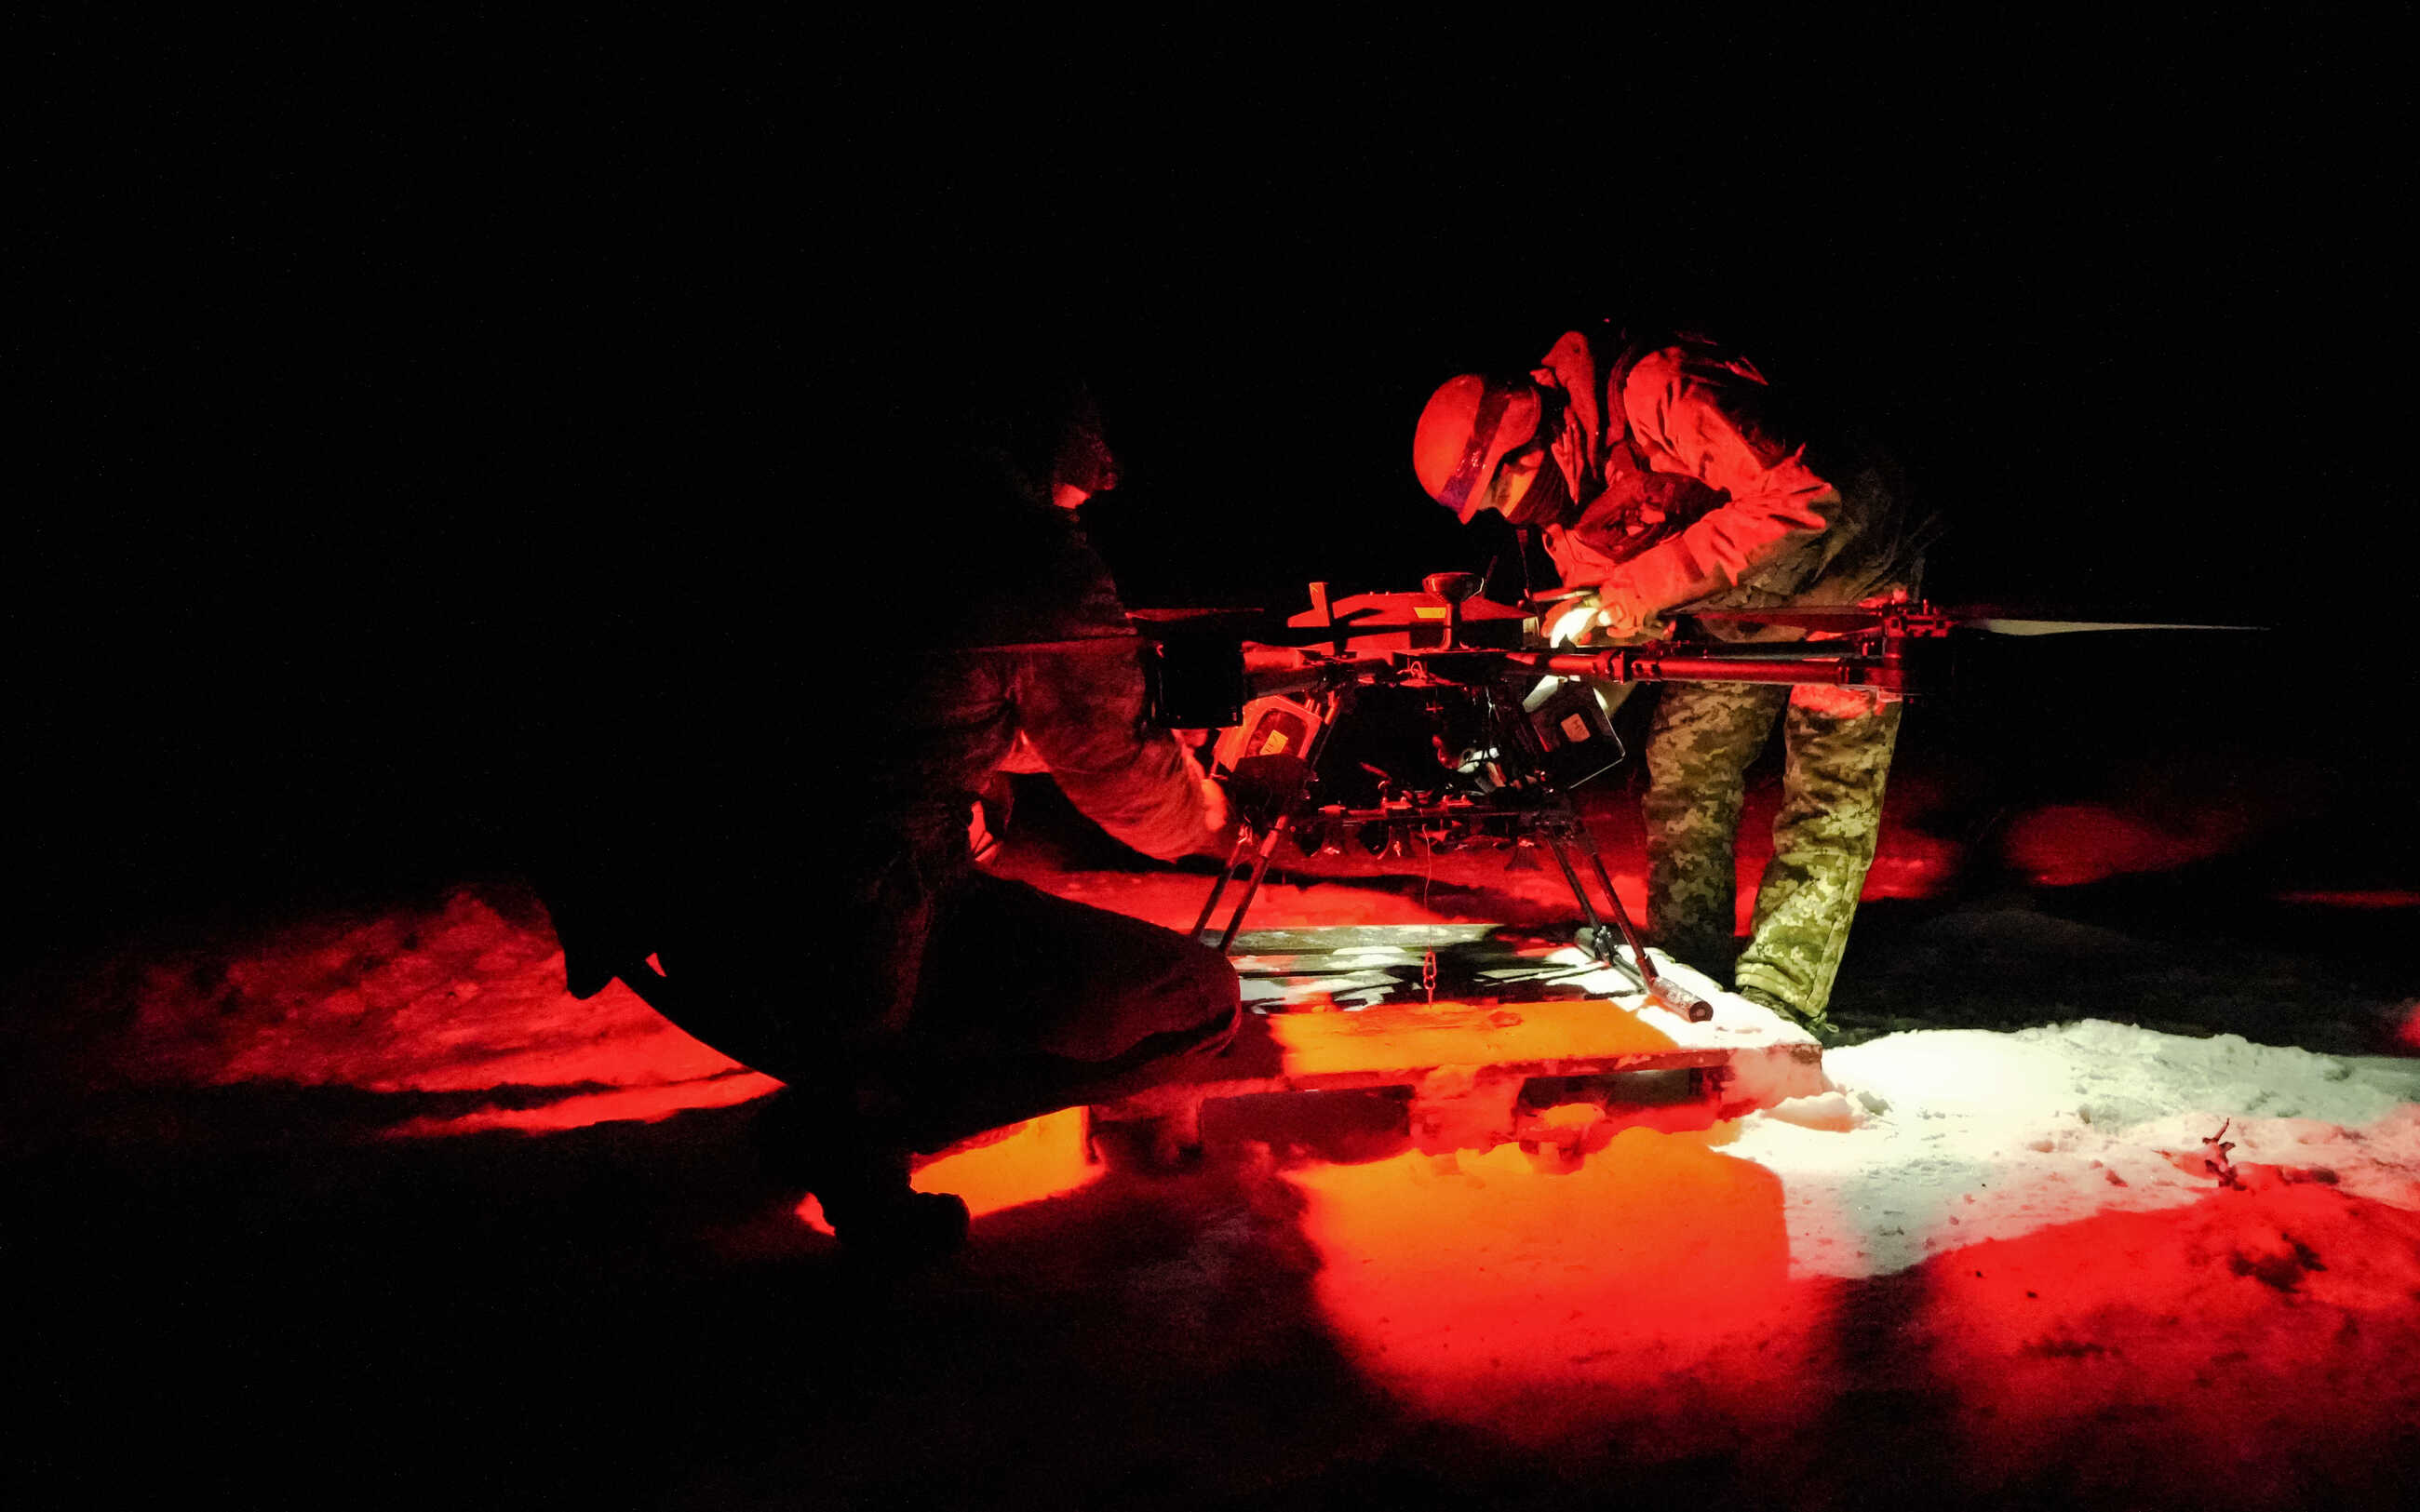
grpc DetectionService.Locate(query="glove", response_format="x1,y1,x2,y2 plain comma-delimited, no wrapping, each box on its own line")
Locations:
1199,776,1232,836
1587,584,1661,642
1544,595,1603,648
1546,590,1666,648
1569,537,1728,644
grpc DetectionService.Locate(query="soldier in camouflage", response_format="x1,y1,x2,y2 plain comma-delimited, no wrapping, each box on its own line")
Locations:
532,371,1237,1253
1414,325,1929,1036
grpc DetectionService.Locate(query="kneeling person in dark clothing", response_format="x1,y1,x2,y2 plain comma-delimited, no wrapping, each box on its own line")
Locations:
532,374,1237,1253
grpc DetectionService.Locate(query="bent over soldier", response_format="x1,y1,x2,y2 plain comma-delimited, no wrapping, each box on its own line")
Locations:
528,370,1237,1255
1412,324,1931,1035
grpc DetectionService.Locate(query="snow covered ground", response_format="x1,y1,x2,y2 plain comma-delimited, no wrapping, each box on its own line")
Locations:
8,791,2419,1509
1757,1020,2420,1276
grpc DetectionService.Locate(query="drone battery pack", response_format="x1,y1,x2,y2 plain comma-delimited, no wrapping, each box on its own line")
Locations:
1524,680,1624,789
1214,695,1326,828
1214,695,1324,776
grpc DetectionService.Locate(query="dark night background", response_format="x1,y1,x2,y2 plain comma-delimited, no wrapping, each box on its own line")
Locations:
16,20,2414,976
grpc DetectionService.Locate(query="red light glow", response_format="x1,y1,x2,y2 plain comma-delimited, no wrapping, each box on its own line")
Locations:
2274,890,2420,910
387,1071,782,1138
1913,1184,2420,1506
796,1107,1104,1234
115,890,778,1137
2000,801,2252,888
1282,1125,1832,1455
1266,995,1676,1076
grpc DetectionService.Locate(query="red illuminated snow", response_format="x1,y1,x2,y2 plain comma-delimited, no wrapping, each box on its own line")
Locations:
98,877,2420,1265
116,889,759,1131
48,840,2420,1506
1913,1183,2420,1507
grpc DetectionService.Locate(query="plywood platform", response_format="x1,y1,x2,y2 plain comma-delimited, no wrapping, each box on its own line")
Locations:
1092,925,1826,1155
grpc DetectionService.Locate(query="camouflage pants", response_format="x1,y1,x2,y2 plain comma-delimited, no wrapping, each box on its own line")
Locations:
1638,682,1903,1024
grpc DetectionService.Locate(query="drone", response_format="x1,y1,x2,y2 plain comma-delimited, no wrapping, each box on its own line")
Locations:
1134,574,2245,1021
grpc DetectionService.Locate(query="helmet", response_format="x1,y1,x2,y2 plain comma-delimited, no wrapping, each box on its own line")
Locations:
1412,373,1545,522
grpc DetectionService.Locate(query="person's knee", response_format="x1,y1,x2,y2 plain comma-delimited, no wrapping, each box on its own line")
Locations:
1170,935,1243,1029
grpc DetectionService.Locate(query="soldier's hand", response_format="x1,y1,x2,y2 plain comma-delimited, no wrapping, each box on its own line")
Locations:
1545,592,1606,647
1586,603,1670,644
1198,775,1232,836
1177,741,1233,839
1546,589,1667,648
1587,575,1666,640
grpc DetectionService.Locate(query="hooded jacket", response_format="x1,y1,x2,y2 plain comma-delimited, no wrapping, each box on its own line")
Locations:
1526,328,1918,632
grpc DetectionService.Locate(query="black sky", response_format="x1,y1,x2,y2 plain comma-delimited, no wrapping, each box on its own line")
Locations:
18,21,2413,957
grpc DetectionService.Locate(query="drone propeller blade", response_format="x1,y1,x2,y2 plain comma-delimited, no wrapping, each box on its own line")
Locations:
1681,607,1900,630
1959,617,2264,636
1684,604,2264,635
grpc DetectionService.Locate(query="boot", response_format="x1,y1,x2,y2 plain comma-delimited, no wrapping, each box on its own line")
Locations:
1738,985,1839,1046
754,1091,971,1259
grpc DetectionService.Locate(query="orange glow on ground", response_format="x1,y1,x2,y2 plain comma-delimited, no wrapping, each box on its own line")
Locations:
1266,997,1675,1078
1282,1126,1831,1458
1534,1101,1602,1129
796,1107,1104,1233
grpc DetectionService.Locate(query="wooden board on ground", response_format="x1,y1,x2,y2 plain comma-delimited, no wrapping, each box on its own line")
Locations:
1092,925,1826,1156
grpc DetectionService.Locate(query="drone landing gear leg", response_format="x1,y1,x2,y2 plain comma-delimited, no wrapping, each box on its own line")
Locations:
1540,830,1615,958
1197,816,1301,954
1190,827,1258,941
1193,690,1340,956
1543,823,1714,1023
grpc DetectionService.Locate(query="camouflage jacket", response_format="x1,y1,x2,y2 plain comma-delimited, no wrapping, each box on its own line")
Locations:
1530,328,1918,629
870,499,1211,869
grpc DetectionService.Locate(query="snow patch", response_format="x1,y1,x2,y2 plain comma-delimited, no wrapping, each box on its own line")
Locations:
1762,1091,1859,1132
1731,1019,2420,1278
